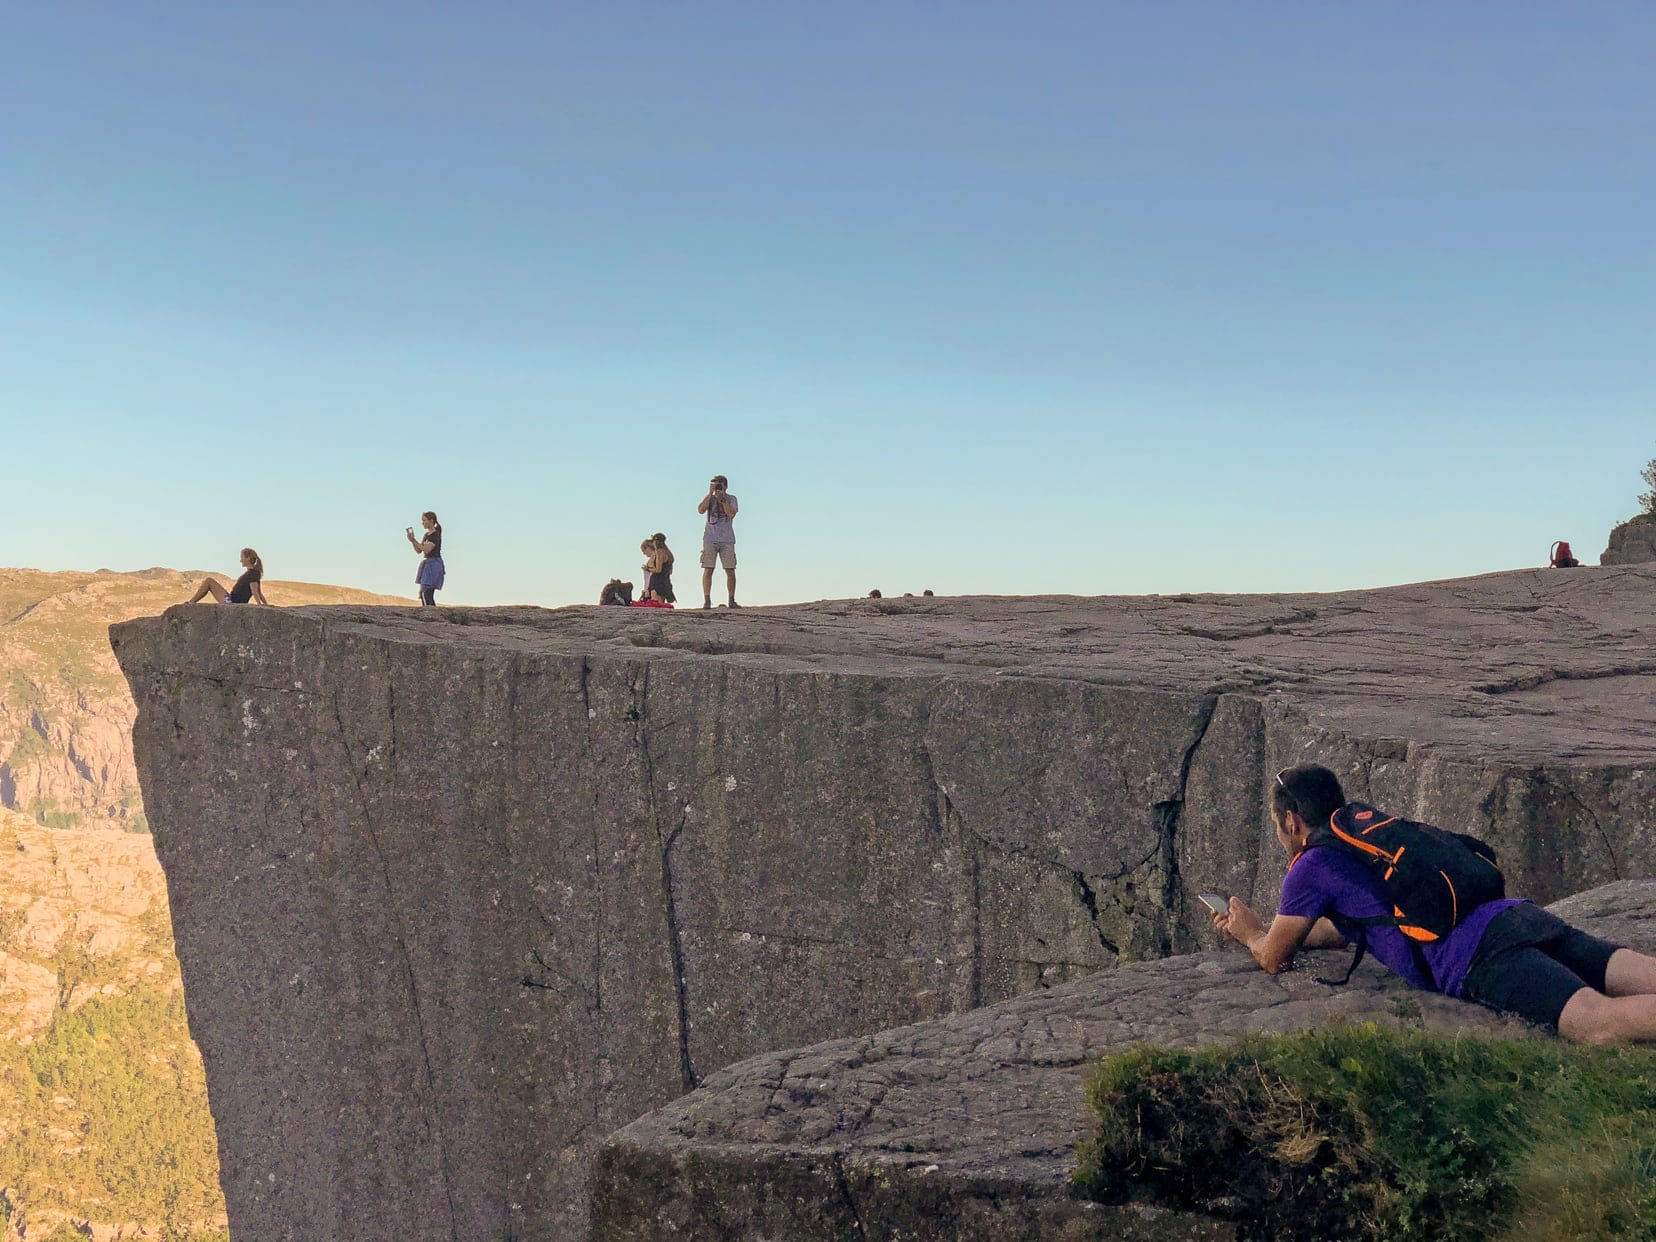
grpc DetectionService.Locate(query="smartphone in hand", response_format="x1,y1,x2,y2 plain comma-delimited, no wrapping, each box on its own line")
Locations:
1198,893,1230,915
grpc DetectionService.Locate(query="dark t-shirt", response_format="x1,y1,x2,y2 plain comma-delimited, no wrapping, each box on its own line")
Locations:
423,525,443,559
228,567,261,604
1278,846,1520,996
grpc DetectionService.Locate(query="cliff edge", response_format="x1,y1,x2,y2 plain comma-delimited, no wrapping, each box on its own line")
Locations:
111,568,1656,1239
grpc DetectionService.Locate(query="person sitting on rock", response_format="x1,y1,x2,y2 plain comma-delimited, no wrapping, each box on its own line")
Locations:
1213,764,1656,1043
1550,540,1580,568
184,548,267,606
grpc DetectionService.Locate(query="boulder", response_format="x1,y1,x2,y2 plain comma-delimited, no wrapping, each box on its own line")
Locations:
593,880,1656,1240
1600,517,1656,565
109,567,1656,1239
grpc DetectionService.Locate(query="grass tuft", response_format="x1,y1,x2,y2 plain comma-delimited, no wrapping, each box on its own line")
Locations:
1075,1024,1656,1241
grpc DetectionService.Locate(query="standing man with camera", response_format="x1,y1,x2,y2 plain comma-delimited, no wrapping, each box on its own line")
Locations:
698,474,739,609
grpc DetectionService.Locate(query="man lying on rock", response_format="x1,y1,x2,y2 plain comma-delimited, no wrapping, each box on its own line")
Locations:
1213,764,1656,1043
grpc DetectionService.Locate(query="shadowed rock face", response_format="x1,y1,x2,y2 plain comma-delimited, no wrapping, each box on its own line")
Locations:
109,567,1656,1240
593,880,1656,1241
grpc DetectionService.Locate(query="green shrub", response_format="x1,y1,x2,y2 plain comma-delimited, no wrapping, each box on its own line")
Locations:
1076,1025,1656,1241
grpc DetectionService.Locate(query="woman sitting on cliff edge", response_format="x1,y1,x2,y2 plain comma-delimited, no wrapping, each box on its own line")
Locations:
184,548,267,606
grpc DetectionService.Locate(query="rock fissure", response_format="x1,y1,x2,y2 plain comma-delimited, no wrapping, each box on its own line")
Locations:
1154,695,1223,941
831,1154,872,1241
634,664,697,1093
573,655,609,1045
327,676,461,1242
1069,872,1120,959
1475,660,1656,696
1559,781,1623,882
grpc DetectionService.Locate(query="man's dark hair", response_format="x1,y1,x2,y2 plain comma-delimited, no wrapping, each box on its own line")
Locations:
1271,764,1346,829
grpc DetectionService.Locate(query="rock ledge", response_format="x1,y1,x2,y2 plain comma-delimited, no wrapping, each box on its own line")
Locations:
594,880,1656,1240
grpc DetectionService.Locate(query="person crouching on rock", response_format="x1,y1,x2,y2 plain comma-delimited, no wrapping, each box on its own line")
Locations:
645,532,675,603
185,548,267,605
1213,764,1656,1043
407,511,444,606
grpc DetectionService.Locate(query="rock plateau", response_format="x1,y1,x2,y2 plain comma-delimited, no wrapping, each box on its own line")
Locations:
111,566,1656,1240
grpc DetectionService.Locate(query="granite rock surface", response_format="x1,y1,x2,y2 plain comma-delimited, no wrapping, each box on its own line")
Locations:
110,566,1656,1240
593,880,1656,1241
1600,517,1656,565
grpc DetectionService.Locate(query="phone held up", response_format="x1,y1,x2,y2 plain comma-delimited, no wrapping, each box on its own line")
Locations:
1198,892,1229,916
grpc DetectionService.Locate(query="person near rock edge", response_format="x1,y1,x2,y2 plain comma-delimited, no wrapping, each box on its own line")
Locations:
697,474,739,609
1213,764,1656,1043
646,532,675,603
406,511,444,606
639,537,657,599
185,547,268,605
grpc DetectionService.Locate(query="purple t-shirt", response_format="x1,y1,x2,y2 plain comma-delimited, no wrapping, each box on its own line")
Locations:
1278,846,1522,997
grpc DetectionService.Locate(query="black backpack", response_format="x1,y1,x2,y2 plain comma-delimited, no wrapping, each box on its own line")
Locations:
1304,802,1505,986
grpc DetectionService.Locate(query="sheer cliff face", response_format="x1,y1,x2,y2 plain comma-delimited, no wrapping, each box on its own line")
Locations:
111,572,1656,1241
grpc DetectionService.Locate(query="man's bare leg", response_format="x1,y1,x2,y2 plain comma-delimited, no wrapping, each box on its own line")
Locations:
726,568,738,607
1605,947,1656,997
701,567,713,608
1557,987,1656,1044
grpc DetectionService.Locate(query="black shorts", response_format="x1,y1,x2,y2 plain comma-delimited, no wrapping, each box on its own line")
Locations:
1460,903,1622,1029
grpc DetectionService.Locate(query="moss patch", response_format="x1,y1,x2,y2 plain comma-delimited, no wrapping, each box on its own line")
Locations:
1076,1025,1656,1241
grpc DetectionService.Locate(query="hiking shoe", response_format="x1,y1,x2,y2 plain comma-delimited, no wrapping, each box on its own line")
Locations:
702,599,712,610
728,600,742,609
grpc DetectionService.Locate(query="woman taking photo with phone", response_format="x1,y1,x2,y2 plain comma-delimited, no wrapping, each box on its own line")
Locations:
407,511,444,606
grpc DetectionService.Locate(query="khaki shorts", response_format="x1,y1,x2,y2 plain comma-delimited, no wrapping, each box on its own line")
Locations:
700,540,737,570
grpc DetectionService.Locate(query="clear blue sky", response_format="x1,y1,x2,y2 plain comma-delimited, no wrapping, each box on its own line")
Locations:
5,4,1652,605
